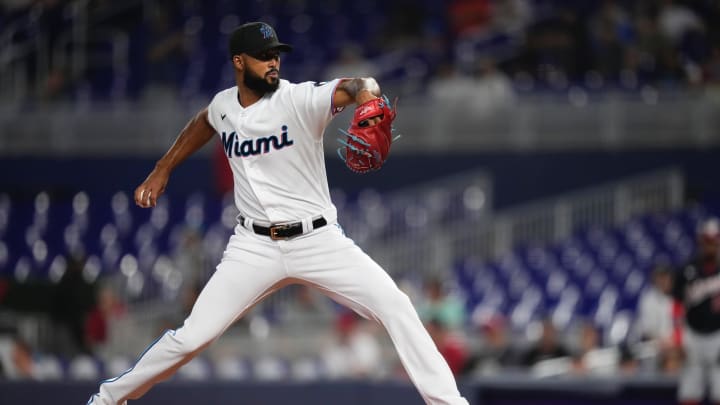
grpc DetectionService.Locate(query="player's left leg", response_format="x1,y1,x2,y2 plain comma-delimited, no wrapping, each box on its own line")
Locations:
708,330,720,405
678,328,708,405
284,224,469,405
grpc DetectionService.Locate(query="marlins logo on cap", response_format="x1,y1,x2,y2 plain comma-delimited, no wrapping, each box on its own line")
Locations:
259,23,274,39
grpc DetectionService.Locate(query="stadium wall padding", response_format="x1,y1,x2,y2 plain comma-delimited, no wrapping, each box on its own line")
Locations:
2,148,720,209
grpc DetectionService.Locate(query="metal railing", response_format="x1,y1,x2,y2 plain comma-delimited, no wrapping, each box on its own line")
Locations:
0,0,130,102
359,168,684,278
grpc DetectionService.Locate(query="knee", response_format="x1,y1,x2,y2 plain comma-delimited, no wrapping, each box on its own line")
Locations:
169,327,213,354
372,287,416,321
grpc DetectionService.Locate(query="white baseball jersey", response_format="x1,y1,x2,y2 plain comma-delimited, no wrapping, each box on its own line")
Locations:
206,79,342,223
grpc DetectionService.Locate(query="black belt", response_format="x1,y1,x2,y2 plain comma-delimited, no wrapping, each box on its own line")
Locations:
240,215,327,240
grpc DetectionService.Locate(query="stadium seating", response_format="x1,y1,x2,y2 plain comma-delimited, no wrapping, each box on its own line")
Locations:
0,187,712,380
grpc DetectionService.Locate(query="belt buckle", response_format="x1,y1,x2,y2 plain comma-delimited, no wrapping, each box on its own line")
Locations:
269,224,291,240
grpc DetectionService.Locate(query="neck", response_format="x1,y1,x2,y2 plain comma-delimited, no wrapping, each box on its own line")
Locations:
236,81,264,108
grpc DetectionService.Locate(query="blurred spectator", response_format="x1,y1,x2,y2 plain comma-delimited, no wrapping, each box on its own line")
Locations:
519,6,586,82
658,344,683,375
382,0,429,49
0,336,38,380
448,0,491,39
588,1,630,80
617,343,639,375
672,217,720,405
703,45,720,86
427,63,477,107
49,254,96,356
322,311,383,379
143,2,189,98
636,263,674,345
324,44,379,81
624,14,671,85
469,57,515,117
465,315,518,376
490,0,532,35
519,318,570,367
84,283,126,352
5,0,720,101
426,318,469,377
416,278,466,330
570,320,618,376
280,285,335,326
657,0,704,45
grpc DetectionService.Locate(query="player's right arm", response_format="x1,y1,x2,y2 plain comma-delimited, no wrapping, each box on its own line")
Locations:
135,108,215,208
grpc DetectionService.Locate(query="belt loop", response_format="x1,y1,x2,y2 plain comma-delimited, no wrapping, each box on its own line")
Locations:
301,217,312,234
243,216,254,230
322,206,337,224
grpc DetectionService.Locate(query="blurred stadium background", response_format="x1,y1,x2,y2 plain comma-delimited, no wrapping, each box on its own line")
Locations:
1,0,720,404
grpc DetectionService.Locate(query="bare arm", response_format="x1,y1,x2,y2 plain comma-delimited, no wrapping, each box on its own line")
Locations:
135,108,215,208
333,77,381,108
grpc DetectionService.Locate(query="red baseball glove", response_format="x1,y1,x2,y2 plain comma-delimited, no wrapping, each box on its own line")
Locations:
338,95,399,173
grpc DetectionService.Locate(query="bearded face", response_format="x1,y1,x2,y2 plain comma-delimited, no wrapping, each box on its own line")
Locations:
243,65,279,94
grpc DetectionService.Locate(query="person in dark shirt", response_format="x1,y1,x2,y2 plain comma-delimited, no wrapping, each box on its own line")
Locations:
520,317,570,367
673,218,720,405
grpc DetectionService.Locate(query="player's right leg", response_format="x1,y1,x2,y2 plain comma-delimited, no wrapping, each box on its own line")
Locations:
87,229,287,405
286,225,469,405
678,329,707,405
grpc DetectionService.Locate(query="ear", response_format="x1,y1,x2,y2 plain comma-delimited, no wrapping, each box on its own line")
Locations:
232,55,243,71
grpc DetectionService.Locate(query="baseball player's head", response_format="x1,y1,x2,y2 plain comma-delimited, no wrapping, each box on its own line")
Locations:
228,22,292,94
698,217,720,261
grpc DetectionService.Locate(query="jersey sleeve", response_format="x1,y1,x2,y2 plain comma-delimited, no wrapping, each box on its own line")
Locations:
290,78,345,139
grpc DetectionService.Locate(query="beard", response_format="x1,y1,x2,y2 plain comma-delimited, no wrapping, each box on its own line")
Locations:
244,68,279,94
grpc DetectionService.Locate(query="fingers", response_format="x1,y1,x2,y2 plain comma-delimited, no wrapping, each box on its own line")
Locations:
359,115,383,127
134,185,159,208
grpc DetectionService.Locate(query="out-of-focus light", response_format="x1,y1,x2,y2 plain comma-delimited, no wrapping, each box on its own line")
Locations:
14,256,31,282
73,191,89,215
640,85,658,104
49,255,67,283
35,192,50,214
120,254,138,277
111,191,129,215
584,70,604,90
32,239,48,264
291,14,312,34
249,316,270,340
83,255,102,283
568,86,588,107
463,186,486,211
220,15,239,35
185,16,203,36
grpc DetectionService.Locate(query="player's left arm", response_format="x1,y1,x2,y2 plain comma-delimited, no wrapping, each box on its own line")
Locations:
334,78,383,125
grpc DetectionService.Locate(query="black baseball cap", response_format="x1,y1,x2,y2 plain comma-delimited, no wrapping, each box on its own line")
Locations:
228,22,293,58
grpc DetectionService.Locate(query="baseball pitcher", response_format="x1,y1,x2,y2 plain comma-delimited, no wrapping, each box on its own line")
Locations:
87,22,468,405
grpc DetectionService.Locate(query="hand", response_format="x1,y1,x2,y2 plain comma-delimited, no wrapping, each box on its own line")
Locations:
356,91,382,127
134,166,170,208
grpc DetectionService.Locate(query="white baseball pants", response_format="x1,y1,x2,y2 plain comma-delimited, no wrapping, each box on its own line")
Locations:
678,327,720,402
88,222,468,405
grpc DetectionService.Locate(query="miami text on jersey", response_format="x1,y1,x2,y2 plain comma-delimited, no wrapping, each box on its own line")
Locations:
221,125,294,158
